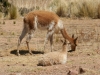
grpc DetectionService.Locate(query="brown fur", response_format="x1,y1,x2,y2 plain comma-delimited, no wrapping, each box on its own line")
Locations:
24,10,59,29
37,40,68,66
61,28,74,44
17,10,78,56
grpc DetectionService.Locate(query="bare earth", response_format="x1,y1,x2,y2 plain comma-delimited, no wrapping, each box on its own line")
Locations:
0,18,100,75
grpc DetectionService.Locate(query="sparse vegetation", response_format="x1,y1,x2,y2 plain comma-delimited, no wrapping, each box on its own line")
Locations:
19,7,34,16
0,32,3,35
56,5,67,17
0,16,100,74
75,0,98,18
9,5,17,19
12,32,15,35
13,21,16,24
0,0,11,17
3,21,5,24
0,12,3,19
0,0,100,19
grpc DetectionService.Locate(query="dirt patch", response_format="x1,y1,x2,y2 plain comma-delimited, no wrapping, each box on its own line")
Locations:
0,18,100,75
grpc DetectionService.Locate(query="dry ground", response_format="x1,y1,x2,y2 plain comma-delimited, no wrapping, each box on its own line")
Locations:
0,18,100,75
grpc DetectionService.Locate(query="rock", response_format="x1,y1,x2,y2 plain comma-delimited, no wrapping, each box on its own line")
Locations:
78,67,85,74
67,70,78,75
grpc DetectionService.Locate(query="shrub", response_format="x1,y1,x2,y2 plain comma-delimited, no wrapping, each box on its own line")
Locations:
74,0,98,18
50,0,68,15
56,5,67,17
0,0,11,17
9,5,17,19
0,12,3,18
13,21,16,24
19,7,34,16
49,0,61,11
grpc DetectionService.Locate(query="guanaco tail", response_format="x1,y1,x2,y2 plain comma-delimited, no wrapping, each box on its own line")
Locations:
17,10,78,56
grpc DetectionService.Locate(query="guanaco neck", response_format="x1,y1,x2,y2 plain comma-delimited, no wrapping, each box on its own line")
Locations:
62,45,67,53
61,28,74,45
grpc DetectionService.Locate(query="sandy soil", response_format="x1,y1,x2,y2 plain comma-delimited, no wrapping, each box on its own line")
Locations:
0,18,100,75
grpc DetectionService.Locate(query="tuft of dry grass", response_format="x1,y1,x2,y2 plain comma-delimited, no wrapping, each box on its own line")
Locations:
0,12,3,19
76,0,97,18
68,0,100,18
56,5,67,17
9,5,17,19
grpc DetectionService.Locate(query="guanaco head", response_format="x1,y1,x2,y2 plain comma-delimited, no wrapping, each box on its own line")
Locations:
61,39,68,52
61,39,67,45
61,39,67,49
70,34,78,51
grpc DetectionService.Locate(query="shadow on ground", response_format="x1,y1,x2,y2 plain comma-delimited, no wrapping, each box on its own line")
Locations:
68,50,75,52
10,49,44,55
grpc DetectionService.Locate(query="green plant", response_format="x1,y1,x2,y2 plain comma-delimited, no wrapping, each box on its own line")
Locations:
9,5,17,19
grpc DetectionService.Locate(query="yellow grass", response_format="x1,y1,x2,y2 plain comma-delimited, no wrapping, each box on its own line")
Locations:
6,0,100,18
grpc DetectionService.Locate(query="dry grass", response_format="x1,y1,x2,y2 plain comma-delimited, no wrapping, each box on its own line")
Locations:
8,0,100,18
74,0,99,18
1,0,97,18
9,5,17,19
0,18,100,74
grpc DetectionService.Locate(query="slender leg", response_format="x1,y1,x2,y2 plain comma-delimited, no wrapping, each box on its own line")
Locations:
44,30,54,52
50,34,53,52
44,33,50,51
26,32,33,55
17,27,27,56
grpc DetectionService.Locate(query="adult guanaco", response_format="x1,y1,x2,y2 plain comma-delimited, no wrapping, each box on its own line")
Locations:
17,10,78,56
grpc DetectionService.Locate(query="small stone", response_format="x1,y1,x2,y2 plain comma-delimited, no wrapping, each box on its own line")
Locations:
7,64,10,66
78,67,85,74
22,64,26,66
67,70,78,75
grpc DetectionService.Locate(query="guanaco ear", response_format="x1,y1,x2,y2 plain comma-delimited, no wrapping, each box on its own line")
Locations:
75,37,78,41
74,37,78,46
61,39,64,43
64,39,67,45
61,39,67,45
72,34,74,38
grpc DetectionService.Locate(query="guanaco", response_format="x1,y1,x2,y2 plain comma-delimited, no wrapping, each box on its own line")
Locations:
17,10,78,56
37,40,68,66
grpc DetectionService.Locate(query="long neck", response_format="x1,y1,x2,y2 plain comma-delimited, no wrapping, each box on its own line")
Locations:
62,45,67,53
60,28,74,44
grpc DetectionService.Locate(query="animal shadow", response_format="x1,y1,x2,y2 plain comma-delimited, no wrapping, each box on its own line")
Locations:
68,50,75,52
10,49,44,55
